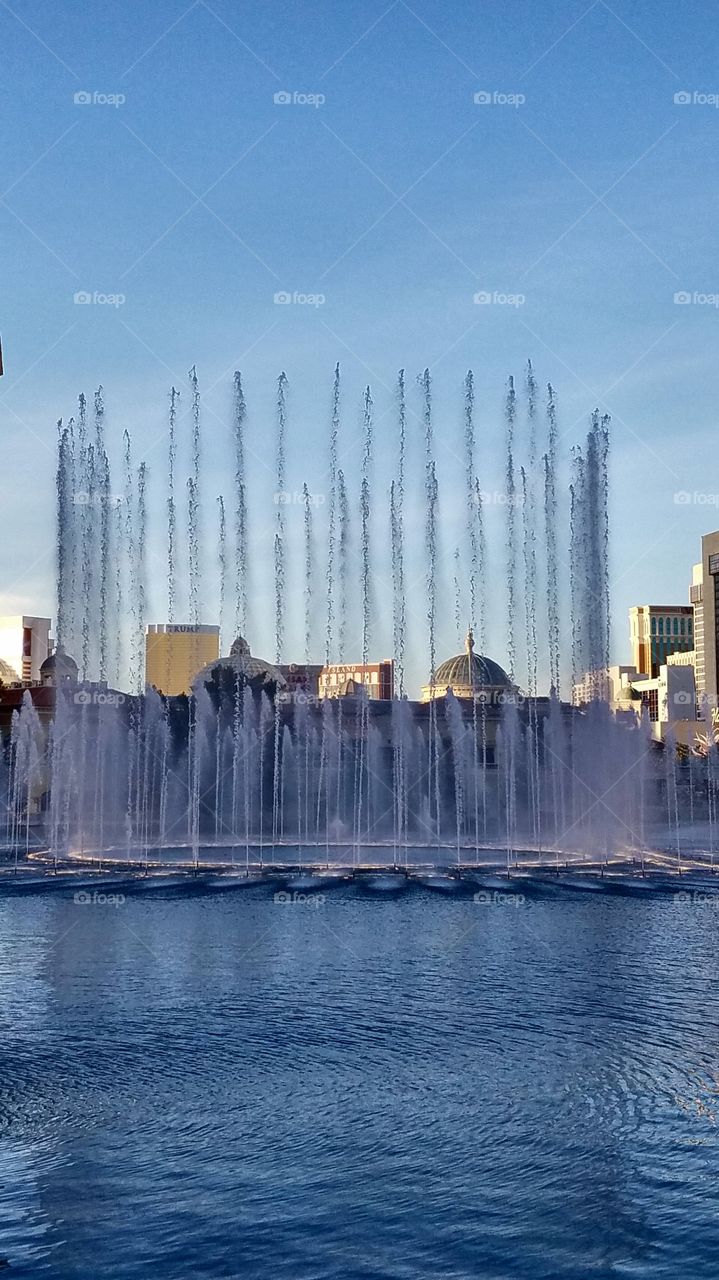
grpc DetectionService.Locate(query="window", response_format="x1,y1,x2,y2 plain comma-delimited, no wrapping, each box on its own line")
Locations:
658,618,664,635
651,618,657,634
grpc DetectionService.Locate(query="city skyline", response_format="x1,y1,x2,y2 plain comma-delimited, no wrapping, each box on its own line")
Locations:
2,0,719,690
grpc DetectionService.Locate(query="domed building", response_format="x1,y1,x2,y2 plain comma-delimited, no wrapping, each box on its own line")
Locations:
193,635,288,696
420,631,515,703
40,647,79,688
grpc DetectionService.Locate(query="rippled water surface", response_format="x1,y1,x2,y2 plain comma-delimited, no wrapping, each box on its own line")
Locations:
1,879,718,1278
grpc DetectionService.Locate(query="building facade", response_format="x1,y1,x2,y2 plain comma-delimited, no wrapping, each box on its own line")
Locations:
689,531,719,710
0,615,51,684
629,604,694,678
278,662,323,699
318,660,394,700
145,624,220,696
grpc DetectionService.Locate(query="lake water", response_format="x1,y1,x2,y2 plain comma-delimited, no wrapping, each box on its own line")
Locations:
1,876,718,1278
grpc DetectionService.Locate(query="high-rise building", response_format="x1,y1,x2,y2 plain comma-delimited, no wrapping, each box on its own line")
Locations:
690,561,705,699
629,604,693,678
0,615,51,684
689,531,719,708
145,624,220,696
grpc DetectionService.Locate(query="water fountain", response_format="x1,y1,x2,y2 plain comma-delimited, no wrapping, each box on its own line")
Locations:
2,363,717,884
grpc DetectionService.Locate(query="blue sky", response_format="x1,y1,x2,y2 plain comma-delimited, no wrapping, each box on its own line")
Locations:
1,0,719,693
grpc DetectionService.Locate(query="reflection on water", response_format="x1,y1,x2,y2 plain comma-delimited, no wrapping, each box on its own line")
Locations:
1,885,718,1279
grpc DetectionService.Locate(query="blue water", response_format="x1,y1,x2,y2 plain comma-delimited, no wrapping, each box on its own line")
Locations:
1,879,718,1278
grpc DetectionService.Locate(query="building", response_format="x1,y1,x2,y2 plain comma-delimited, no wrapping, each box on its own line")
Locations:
573,664,635,709
421,631,515,704
690,560,705,699
318,659,394,700
0,615,50,684
145,624,220,696
573,662,697,742
688,532,719,710
193,635,287,696
629,604,694,677
629,664,696,735
278,662,323,700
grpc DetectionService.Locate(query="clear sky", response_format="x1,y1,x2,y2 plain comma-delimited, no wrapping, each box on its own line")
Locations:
1,0,718,694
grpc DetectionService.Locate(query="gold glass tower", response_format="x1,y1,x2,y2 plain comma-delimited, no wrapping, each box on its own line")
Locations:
145,624,220,695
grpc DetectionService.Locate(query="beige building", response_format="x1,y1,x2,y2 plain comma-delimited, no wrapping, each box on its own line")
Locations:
145,624,220,696
574,662,697,742
0,615,51,684
629,604,693,677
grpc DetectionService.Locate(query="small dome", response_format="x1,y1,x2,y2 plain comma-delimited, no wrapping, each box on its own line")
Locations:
617,684,641,702
40,647,78,686
230,635,251,659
